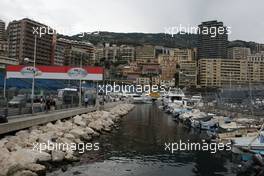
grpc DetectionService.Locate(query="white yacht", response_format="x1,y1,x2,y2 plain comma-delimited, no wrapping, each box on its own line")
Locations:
132,93,152,104
163,88,186,107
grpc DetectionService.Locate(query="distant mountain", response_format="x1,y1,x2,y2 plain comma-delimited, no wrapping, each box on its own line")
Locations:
60,31,198,48
60,31,263,53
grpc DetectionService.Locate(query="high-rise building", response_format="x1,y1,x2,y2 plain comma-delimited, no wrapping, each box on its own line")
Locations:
0,20,18,68
228,47,251,60
7,18,55,65
55,38,95,66
0,20,5,40
197,20,228,59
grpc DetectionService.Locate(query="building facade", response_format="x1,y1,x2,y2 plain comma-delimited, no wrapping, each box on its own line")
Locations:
228,47,251,60
198,54,264,88
95,43,134,64
135,45,156,63
197,20,228,59
0,20,5,41
7,18,55,65
158,54,177,81
174,48,197,87
54,38,95,66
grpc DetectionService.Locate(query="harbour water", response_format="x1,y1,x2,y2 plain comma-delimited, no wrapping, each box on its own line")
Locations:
48,104,237,176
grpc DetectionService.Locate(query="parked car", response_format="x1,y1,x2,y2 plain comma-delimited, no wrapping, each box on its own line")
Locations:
8,95,27,108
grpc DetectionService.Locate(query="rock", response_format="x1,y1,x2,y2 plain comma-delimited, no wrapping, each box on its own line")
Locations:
56,137,74,146
101,111,110,119
64,133,75,140
85,127,95,135
15,130,30,141
0,103,134,176
10,149,51,164
38,132,57,143
73,138,82,144
93,131,100,137
0,147,17,176
73,115,86,127
5,140,22,152
81,114,90,119
0,138,9,148
55,120,63,126
103,127,111,132
12,170,38,176
6,159,47,176
6,163,25,176
88,120,104,132
70,128,86,138
64,150,78,162
81,134,92,141
51,150,65,162
24,163,46,176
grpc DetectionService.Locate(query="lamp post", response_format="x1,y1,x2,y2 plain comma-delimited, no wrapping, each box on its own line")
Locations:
102,67,105,105
3,71,6,100
79,53,83,107
32,35,37,113
24,34,37,114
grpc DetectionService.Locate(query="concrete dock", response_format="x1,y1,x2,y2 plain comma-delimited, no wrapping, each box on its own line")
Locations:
0,102,121,135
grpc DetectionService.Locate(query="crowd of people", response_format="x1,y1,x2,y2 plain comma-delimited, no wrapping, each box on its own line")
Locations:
39,96,56,112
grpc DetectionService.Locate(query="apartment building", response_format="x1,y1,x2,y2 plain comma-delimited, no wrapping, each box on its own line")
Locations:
174,48,197,87
198,54,264,88
7,18,55,65
178,61,197,87
95,43,134,64
228,47,251,60
0,20,5,40
54,38,95,66
158,54,177,80
135,45,156,63
158,48,197,87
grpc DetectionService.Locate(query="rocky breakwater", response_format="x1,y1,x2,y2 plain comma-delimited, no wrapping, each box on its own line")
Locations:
0,104,135,176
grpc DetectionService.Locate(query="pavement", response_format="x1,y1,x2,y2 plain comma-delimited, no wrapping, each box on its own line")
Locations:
0,101,123,135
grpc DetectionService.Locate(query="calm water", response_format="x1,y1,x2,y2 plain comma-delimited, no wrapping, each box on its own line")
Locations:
48,104,237,176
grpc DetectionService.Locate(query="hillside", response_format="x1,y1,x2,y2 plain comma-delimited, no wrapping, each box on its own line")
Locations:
60,31,263,53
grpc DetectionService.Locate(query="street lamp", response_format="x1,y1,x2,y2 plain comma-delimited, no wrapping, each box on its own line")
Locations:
79,53,83,107
24,34,37,114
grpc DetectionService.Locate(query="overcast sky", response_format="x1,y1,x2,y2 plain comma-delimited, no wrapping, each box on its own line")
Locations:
0,0,263,43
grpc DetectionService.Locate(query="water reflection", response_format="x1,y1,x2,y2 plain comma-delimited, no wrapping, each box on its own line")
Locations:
48,104,236,176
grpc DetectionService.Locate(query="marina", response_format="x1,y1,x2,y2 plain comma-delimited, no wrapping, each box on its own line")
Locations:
43,88,264,176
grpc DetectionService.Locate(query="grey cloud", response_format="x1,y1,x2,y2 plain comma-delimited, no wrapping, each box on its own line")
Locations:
0,0,263,42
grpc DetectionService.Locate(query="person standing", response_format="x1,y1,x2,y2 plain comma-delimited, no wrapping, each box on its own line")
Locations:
84,96,88,107
46,96,51,112
40,96,45,112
